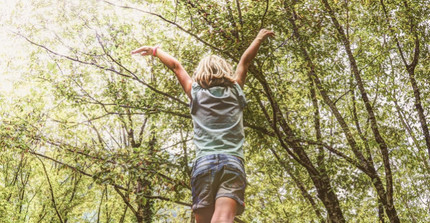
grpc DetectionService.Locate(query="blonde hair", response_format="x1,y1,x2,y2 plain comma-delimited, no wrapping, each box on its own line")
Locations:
193,55,236,89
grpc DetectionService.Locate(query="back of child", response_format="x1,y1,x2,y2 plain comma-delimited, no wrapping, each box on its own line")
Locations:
190,55,248,221
132,29,274,223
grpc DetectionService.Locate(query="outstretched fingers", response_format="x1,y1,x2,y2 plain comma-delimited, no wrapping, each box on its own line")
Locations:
131,46,153,56
257,29,275,41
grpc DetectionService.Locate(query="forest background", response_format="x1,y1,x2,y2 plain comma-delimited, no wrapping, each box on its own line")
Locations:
0,0,429,222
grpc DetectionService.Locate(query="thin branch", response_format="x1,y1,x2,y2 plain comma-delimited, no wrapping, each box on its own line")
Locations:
30,150,192,206
36,157,64,223
114,186,138,216
333,88,354,105
235,0,243,29
102,0,236,61
16,32,188,107
259,0,270,30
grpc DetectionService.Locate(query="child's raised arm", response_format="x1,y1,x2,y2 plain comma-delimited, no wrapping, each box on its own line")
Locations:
131,46,193,99
235,29,275,88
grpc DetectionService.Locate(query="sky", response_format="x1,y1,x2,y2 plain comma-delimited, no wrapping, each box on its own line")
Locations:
0,0,23,94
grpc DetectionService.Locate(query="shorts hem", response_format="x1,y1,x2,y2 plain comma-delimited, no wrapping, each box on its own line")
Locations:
192,204,214,213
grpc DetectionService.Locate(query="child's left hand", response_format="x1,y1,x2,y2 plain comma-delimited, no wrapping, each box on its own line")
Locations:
131,46,155,56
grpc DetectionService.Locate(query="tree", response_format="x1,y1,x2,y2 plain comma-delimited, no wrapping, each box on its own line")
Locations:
1,0,429,222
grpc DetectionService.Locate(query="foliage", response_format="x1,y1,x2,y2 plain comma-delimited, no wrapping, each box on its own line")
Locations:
0,0,429,222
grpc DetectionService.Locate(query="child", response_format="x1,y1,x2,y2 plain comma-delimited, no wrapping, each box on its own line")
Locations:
132,29,274,223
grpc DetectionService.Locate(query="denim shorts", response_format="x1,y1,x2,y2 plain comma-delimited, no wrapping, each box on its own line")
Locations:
191,154,247,215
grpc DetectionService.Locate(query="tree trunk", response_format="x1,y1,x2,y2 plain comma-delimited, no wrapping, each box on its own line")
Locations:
320,1,399,221
251,68,346,222
136,177,153,223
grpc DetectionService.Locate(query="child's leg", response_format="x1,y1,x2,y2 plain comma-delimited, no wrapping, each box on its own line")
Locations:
194,207,214,223
211,197,237,223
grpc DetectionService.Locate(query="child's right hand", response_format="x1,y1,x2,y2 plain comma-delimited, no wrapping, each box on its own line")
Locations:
256,29,275,41
131,46,155,56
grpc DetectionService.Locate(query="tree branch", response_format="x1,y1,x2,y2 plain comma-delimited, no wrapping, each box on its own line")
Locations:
36,157,64,223
102,0,236,61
